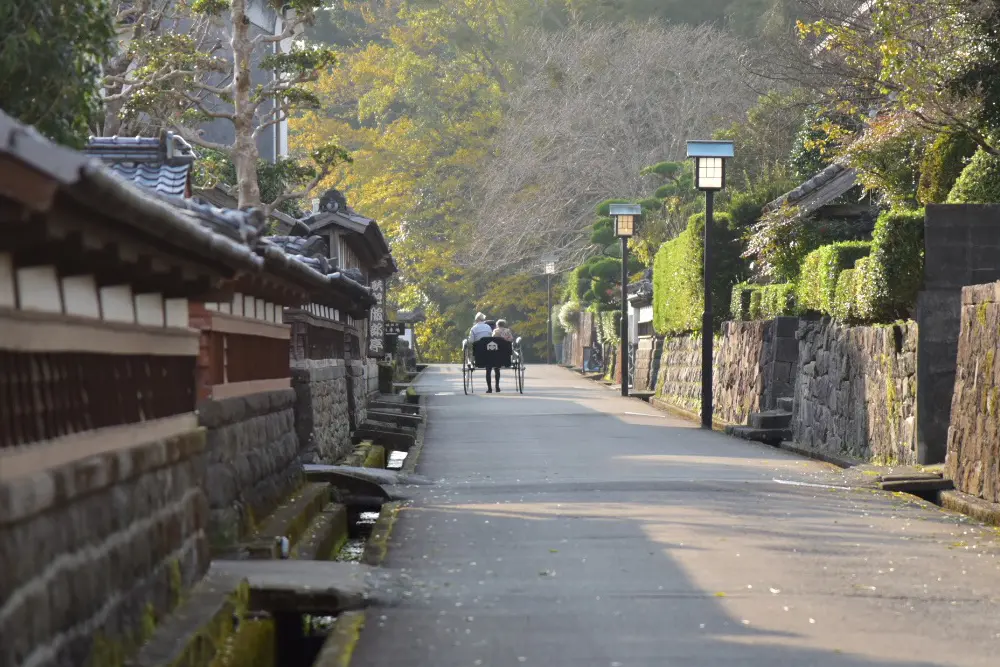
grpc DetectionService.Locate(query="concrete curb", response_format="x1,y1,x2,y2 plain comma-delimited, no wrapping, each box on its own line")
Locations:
324,390,427,667
940,489,1000,527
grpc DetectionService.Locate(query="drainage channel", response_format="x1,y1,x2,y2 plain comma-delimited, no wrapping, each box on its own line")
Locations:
295,508,383,664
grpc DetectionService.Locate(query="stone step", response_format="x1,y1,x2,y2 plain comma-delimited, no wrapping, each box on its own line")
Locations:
207,559,388,614
367,409,422,426
749,410,792,430
725,425,791,445
291,502,349,561
879,478,954,493
776,397,794,412
242,483,331,559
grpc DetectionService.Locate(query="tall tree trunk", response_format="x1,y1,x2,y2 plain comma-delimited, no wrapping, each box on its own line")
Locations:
230,0,261,209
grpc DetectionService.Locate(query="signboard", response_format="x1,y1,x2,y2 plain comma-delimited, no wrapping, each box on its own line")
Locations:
367,278,385,357
384,321,405,336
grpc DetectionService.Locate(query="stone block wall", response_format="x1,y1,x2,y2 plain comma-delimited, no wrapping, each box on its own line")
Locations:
715,320,774,423
793,318,917,464
199,389,301,550
346,359,368,430
654,321,791,424
655,333,706,414
0,430,210,667
291,360,351,464
947,282,1000,502
633,336,659,392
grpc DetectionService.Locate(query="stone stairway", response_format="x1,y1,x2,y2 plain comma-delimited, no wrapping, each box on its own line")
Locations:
725,396,793,445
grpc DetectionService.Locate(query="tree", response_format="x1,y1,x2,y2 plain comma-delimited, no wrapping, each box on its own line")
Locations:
469,23,756,269
0,0,114,147
105,0,350,213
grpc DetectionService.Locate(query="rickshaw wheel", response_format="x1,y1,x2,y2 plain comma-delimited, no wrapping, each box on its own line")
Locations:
463,361,471,395
518,361,525,394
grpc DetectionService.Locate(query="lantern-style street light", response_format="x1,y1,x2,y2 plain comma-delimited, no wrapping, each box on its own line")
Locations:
687,140,734,429
610,204,641,397
543,255,557,364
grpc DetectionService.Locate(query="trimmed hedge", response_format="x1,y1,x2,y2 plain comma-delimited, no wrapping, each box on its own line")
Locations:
653,212,745,334
796,241,870,315
832,265,861,321
730,283,796,321
854,209,924,321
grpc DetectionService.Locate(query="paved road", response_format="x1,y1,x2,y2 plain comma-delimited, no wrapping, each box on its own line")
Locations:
352,365,1000,667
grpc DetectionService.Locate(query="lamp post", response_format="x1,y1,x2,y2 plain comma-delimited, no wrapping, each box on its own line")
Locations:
543,256,556,364
610,204,640,397
687,140,734,429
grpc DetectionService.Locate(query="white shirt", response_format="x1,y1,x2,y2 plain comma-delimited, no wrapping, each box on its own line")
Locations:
470,322,493,342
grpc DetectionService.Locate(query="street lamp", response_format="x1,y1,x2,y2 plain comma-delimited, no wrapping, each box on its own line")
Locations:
609,204,640,397
543,256,556,365
687,139,734,429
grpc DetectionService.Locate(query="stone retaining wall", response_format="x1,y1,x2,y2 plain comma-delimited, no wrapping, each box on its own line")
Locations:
346,360,368,430
291,360,351,464
947,282,1000,502
654,321,791,424
0,430,210,667
199,389,301,550
793,318,917,464
633,336,660,392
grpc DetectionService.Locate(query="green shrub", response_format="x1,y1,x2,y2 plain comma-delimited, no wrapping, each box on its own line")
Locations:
918,132,976,205
730,283,755,321
796,241,871,315
948,148,1000,203
731,283,796,320
833,267,860,321
854,209,924,321
653,212,746,334
754,284,796,319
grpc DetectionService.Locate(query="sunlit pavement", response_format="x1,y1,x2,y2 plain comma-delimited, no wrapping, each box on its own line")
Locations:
351,365,1000,667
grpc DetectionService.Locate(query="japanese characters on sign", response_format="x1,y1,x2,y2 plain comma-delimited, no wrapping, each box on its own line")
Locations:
384,322,405,336
367,278,386,357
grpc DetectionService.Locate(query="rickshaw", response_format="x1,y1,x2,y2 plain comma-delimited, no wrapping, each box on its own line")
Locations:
461,336,525,395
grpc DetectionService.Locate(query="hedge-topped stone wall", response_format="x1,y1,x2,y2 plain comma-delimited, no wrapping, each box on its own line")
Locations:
0,430,210,667
199,389,301,551
947,282,1000,503
793,319,917,464
291,360,351,464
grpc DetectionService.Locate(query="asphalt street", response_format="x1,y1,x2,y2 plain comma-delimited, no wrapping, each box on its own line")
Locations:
351,364,1000,667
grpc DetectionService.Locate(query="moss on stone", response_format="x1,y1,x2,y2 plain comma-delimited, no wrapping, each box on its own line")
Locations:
209,619,275,667
978,302,989,328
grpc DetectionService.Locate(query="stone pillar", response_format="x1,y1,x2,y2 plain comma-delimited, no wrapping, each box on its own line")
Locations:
918,205,1000,464
291,360,351,464
764,316,800,410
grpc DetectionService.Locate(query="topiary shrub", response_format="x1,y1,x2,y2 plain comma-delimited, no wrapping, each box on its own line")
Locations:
833,266,860,321
948,148,1000,203
653,211,747,334
918,132,976,205
854,209,924,321
754,284,796,319
796,241,871,315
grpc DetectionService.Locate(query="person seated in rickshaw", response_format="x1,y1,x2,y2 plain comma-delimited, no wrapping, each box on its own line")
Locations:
484,318,515,393
470,312,493,342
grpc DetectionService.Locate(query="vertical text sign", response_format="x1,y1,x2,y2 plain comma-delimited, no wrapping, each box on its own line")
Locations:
368,278,386,357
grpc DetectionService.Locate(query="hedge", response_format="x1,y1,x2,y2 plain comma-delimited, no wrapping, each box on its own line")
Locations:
948,148,1000,204
853,209,924,322
730,283,796,320
653,212,745,334
832,265,861,321
795,241,870,315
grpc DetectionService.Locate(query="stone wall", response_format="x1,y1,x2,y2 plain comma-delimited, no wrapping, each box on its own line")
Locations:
633,336,660,392
715,320,774,423
291,360,351,464
947,282,1000,502
654,321,793,424
0,430,210,667
346,359,368,430
793,319,917,464
199,389,301,550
